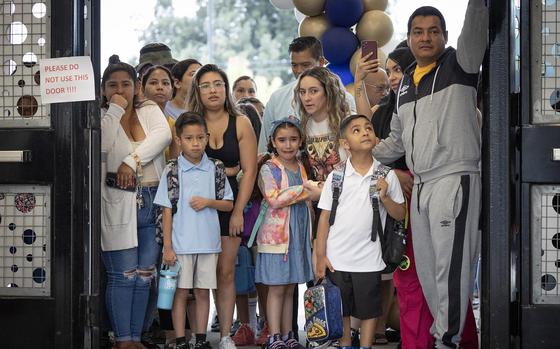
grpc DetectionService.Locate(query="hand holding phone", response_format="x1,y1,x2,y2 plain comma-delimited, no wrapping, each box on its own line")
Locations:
361,40,378,61
105,172,137,192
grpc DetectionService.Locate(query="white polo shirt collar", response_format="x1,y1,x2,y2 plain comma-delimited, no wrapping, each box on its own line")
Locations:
344,157,375,180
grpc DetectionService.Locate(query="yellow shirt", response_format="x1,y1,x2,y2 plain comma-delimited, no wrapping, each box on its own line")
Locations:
413,62,437,86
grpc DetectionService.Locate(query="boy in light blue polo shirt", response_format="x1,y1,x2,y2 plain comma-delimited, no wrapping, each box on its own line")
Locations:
154,112,234,349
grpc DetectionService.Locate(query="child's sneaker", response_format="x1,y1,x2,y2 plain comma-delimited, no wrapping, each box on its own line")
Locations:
232,323,256,346
255,322,270,346
266,334,288,349
194,341,213,349
257,316,265,332
211,313,220,333
175,342,191,349
350,328,360,348
230,319,242,336
219,336,237,349
284,331,305,349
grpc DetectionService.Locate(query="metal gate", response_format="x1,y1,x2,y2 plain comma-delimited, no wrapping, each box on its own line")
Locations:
518,0,560,347
466,0,560,347
0,0,101,347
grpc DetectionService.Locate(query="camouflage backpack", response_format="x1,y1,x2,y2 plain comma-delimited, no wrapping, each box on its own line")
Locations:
155,157,227,244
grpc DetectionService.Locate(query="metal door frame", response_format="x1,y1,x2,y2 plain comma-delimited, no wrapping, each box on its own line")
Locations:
481,0,516,347
0,0,101,347
518,0,560,347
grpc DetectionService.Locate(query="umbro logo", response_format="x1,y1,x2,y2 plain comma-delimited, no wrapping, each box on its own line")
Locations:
440,220,451,227
399,84,409,96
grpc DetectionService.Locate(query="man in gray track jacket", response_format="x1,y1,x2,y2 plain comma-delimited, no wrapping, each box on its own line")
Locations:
373,1,488,348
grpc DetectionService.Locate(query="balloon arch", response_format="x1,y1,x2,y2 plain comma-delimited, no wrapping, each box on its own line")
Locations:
270,0,394,95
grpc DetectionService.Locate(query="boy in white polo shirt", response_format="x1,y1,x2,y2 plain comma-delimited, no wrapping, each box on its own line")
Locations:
314,114,405,349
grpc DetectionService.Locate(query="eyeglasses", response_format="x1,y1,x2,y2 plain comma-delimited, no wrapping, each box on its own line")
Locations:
364,83,390,95
198,81,226,92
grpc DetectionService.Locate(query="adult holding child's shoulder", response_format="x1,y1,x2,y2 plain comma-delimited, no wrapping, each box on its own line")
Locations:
373,1,488,348
188,64,257,349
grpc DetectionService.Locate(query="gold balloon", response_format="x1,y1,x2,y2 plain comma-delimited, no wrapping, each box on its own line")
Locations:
345,83,356,98
362,0,388,12
299,14,331,39
293,0,325,17
356,10,394,47
349,47,387,77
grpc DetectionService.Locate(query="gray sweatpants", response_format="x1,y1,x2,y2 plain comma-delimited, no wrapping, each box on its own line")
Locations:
410,173,481,348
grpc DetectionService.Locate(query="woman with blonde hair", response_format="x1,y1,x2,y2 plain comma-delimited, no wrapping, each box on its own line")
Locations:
294,66,350,182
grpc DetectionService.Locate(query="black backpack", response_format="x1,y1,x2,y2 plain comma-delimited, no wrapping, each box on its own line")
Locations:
154,157,227,245
329,163,408,273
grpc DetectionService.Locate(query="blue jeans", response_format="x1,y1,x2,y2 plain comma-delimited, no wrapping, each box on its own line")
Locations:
143,250,162,332
102,186,161,342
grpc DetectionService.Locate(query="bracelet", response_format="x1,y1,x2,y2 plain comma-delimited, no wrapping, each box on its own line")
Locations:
131,152,142,179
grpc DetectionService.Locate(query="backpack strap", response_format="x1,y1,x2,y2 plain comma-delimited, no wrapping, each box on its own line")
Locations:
209,157,226,200
369,177,382,242
374,164,392,179
247,201,268,248
155,159,179,245
166,159,180,215
246,159,283,248
369,164,391,242
329,164,346,226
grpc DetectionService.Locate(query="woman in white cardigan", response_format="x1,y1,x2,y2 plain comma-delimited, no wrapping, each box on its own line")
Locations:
100,55,171,349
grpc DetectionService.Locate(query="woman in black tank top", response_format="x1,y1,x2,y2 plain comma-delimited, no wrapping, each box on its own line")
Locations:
188,64,257,344
206,114,240,197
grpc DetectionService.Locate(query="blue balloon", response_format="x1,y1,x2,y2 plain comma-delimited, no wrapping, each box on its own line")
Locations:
327,63,354,86
325,0,364,28
321,27,358,65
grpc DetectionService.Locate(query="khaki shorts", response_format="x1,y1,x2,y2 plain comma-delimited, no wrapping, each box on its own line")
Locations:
176,253,219,289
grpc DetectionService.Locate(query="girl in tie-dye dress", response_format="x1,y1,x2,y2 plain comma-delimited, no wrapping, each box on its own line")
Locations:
255,118,314,349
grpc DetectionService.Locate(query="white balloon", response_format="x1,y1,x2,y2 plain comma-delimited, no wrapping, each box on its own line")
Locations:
270,0,295,10
294,7,306,23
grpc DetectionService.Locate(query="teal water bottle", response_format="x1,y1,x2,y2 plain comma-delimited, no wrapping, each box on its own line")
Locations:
157,262,181,310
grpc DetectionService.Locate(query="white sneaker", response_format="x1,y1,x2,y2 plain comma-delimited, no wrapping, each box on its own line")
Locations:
219,336,237,349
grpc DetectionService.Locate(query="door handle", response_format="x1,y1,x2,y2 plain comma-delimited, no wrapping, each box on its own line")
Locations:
553,148,560,161
0,150,32,162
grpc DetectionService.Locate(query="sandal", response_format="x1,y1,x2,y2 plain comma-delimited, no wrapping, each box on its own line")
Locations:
374,333,388,345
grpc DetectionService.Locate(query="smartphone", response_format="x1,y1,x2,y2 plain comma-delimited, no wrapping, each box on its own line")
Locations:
105,172,136,192
361,40,378,61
